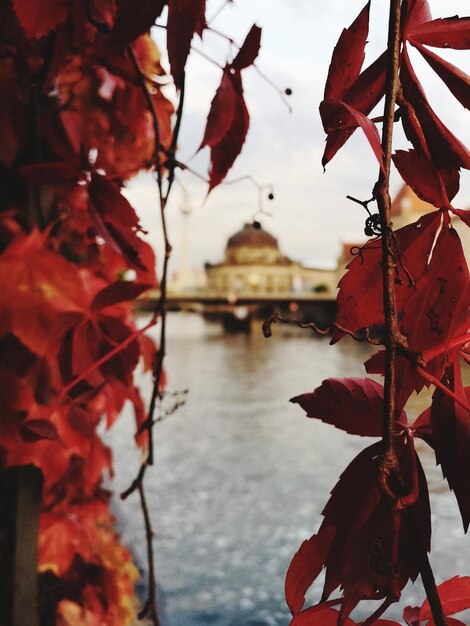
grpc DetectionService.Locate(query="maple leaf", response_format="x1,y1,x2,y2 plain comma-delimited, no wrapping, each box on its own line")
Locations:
366,223,468,411
39,512,89,576
412,43,470,110
0,229,86,354
13,0,69,39
392,150,459,208
286,438,431,624
430,364,470,531
320,98,384,171
324,2,371,100
291,378,394,437
402,576,470,625
289,604,356,626
401,223,469,354
401,0,432,39
231,24,262,71
334,212,441,342
285,525,336,615
408,17,470,49
321,51,386,166
400,47,470,170
88,173,150,272
20,418,61,443
198,70,237,151
90,280,151,311
167,0,206,86
420,576,470,623
202,69,250,191
112,0,166,45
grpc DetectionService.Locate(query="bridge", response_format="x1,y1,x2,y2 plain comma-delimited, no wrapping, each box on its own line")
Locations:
138,289,337,330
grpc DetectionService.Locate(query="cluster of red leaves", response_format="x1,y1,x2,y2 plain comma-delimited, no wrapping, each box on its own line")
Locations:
1,0,262,621
286,1,470,624
286,576,470,626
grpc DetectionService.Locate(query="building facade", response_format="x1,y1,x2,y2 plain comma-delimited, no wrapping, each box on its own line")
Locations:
205,222,336,298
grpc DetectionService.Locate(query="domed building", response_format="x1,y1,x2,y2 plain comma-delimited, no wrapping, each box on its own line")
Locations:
205,222,336,297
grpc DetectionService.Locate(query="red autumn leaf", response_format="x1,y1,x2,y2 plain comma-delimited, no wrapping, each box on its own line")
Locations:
0,229,86,354
403,605,420,626
198,70,237,150
320,98,384,171
413,43,470,110
285,525,336,615
450,207,470,227
207,71,250,191
39,513,87,576
88,173,149,271
112,0,166,45
318,439,430,623
334,211,442,342
13,0,69,39
20,419,61,443
408,17,470,49
291,378,391,437
67,403,95,438
63,315,141,390
402,0,432,40
420,576,470,622
400,47,470,170
430,365,470,531
392,149,459,208
322,51,386,167
90,281,151,311
289,604,356,626
232,24,262,71
445,280,470,356
401,224,469,356
138,333,157,372
89,174,139,229
367,222,469,411
324,1,370,100
19,162,82,184
167,0,206,85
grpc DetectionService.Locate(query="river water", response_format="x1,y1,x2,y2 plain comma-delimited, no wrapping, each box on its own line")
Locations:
105,313,469,626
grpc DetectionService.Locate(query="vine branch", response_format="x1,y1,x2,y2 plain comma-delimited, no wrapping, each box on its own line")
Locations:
262,312,382,345
376,2,446,624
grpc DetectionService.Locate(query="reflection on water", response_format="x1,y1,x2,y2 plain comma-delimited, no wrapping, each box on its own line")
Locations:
105,313,468,626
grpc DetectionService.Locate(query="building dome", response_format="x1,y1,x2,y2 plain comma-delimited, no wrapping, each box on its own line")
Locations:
226,222,279,250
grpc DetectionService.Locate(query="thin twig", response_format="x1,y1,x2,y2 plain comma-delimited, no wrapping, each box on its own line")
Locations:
137,482,160,626
191,46,225,70
122,49,187,626
201,26,293,111
207,0,233,24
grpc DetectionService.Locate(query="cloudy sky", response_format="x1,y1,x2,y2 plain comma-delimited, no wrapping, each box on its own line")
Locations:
124,0,470,274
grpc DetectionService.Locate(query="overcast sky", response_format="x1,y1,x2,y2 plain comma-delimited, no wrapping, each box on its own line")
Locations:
124,0,470,274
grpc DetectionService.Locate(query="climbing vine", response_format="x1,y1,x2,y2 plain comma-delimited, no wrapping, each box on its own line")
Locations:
278,1,470,625
0,1,268,624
